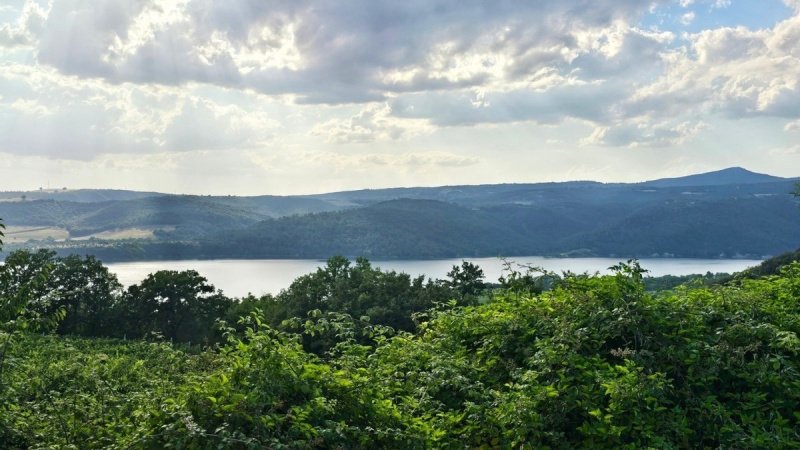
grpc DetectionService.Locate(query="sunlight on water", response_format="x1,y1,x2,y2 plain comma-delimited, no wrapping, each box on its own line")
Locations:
106,257,762,298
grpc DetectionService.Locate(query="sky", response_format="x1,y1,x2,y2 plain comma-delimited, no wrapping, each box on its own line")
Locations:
0,0,798,195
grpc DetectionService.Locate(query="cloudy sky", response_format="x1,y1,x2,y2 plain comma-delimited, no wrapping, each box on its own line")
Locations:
0,0,798,195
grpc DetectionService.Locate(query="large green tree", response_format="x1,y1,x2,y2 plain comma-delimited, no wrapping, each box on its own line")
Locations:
269,256,460,353
124,270,231,343
48,254,123,337
0,250,122,337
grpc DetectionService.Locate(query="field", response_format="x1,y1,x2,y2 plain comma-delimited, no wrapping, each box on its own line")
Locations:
2,226,70,243
1,226,170,244
72,228,161,241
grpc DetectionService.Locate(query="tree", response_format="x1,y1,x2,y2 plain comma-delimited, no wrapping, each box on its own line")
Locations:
0,248,64,402
0,250,58,313
497,259,558,298
124,270,231,343
48,254,123,337
0,250,122,337
446,260,486,303
272,256,464,354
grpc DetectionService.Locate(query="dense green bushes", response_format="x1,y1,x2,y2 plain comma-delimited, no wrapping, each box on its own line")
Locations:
362,262,800,448
0,336,211,448
0,255,799,448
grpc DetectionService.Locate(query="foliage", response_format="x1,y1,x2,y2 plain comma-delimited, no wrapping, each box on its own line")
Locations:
145,315,420,449
732,247,800,280
0,335,209,449
0,254,799,448
122,270,231,344
642,271,731,291
364,261,800,448
0,250,124,337
445,260,486,303
497,259,560,298
265,256,462,354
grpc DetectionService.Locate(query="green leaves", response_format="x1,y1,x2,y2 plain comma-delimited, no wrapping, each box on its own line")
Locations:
1,257,799,448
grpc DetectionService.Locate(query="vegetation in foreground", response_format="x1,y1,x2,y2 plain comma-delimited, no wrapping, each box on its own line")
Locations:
0,237,799,448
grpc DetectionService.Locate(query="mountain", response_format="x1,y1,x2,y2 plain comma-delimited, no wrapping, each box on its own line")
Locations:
1,167,798,261
641,167,788,188
199,192,799,260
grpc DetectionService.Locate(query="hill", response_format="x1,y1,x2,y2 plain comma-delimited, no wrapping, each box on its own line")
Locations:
209,199,530,259
0,189,163,203
1,167,798,261
641,167,788,188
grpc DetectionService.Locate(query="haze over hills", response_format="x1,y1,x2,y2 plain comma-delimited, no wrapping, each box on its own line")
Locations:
1,167,797,261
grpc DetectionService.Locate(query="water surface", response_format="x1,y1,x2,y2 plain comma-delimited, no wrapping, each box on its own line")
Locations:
106,257,762,298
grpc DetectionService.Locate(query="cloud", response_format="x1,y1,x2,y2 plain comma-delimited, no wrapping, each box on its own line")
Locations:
297,151,480,169
26,0,667,104
0,0,47,48
1,0,798,164
0,64,278,159
769,144,800,155
785,0,800,12
582,120,707,147
712,0,732,9
625,14,800,122
391,81,624,126
310,104,432,144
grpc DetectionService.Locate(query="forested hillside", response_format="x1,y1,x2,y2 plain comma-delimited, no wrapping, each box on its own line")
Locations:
1,167,798,260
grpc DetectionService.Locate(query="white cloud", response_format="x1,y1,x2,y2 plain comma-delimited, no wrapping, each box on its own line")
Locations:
310,104,431,144
296,151,480,170
0,63,279,159
626,15,800,122
0,0,47,48
582,120,707,147
680,11,696,25
712,0,732,9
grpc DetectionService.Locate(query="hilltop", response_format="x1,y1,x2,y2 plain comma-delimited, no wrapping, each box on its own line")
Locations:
1,167,798,261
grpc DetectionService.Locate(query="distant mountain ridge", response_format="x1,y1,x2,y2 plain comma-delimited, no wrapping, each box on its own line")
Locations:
1,167,798,261
641,167,788,188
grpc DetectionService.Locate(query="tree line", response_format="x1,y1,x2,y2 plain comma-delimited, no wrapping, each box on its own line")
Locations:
0,249,489,352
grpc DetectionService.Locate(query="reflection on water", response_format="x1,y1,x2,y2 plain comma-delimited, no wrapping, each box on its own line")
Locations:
106,256,762,298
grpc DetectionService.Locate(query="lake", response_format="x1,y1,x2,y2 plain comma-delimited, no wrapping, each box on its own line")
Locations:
105,257,763,298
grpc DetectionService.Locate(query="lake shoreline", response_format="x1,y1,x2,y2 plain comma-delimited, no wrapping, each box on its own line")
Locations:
104,256,764,298
30,248,774,264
